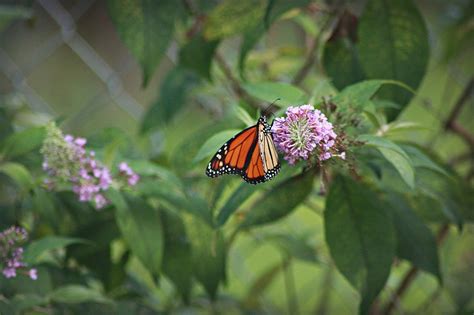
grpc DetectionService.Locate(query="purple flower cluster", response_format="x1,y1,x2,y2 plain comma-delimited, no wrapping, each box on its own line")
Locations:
119,162,140,186
43,134,112,209
41,123,139,210
272,105,340,164
0,226,37,280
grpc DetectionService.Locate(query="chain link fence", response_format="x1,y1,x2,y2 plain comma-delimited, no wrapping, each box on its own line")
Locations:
0,0,178,133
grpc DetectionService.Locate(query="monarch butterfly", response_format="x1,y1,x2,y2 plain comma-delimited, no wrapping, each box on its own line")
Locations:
206,115,280,184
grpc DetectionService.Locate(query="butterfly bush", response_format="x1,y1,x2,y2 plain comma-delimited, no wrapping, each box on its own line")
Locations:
272,105,344,164
41,123,139,209
1,226,37,280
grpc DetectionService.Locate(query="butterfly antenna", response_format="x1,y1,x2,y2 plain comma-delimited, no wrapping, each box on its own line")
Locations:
262,98,281,118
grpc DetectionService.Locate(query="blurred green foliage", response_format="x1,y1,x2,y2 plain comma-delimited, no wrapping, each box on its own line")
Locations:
0,0,473,314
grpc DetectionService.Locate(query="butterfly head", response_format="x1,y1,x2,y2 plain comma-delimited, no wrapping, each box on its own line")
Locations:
258,115,273,133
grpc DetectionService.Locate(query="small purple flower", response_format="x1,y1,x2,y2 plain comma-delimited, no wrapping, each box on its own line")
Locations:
28,268,38,280
128,173,140,186
77,184,98,201
321,152,331,161
99,168,112,190
94,194,108,209
42,124,140,210
90,159,97,169
119,162,133,176
3,267,16,278
0,226,36,280
272,105,337,164
93,168,102,178
74,137,87,147
119,162,140,186
79,168,90,180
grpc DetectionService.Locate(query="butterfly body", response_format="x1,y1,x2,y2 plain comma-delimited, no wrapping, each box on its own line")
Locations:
206,116,280,184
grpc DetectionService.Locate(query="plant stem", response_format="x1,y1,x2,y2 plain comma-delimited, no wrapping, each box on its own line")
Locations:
282,256,300,315
382,224,450,315
214,52,262,110
448,152,472,166
444,78,473,129
292,14,337,86
447,121,474,148
315,264,334,315
444,78,474,149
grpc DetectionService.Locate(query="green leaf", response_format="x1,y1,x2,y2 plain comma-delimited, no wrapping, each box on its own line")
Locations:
210,177,232,210
264,0,310,27
1,126,46,159
49,285,110,304
239,0,311,76
141,66,200,132
24,236,88,264
193,129,241,163
65,215,122,292
400,144,449,177
332,80,415,113
204,0,267,40
10,294,47,313
406,193,448,224
357,0,429,120
323,11,365,89
180,34,219,81
216,182,259,227
332,80,386,110
233,103,255,127
32,188,58,229
126,160,170,177
324,38,366,90
407,175,467,224
185,193,215,227
161,209,193,303
170,121,237,173
386,193,441,282
244,261,286,308
239,24,266,78
0,300,14,315
381,121,429,137
264,234,318,263
324,175,396,314
242,82,307,107
185,215,226,300
415,169,466,229
358,135,415,189
137,178,213,226
136,179,186,208
107,0,183,86
106,189,163,275
0,162,34,191
127,161,183,188
240,170,314,228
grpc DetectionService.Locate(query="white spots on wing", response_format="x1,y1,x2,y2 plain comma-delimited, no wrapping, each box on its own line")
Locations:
206,121,280,184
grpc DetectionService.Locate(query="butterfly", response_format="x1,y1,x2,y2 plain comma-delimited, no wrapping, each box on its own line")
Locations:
206,115,280,184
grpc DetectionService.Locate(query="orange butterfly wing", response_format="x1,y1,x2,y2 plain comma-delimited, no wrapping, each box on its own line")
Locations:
242,139,266,183
206,125,258,179
206,118,280,184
